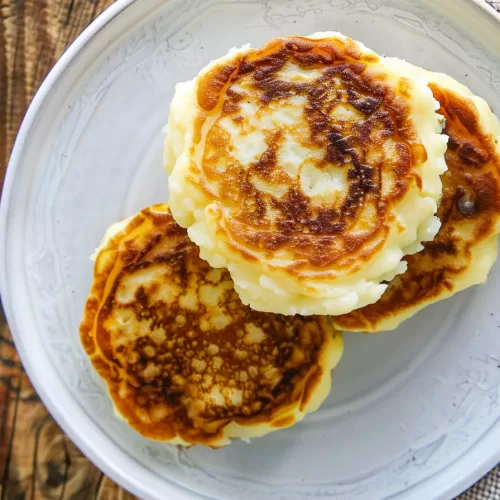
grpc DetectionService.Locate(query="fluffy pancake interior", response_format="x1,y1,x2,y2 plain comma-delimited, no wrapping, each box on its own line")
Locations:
80,204,343,447
164,32,447,316
333,65,500,332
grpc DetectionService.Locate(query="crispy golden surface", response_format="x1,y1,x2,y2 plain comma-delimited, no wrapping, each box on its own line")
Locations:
197,37,420,263
80,205,343,447
165,32,447,316
334,77,500,332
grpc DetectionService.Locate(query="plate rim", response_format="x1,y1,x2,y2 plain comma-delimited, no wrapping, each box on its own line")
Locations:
0,0,499,499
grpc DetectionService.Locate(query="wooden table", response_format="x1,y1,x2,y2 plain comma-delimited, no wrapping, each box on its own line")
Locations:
0,3,137,497
0,1,498,499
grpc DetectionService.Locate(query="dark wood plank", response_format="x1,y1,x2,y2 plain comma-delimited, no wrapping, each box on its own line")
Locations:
0,2,138,498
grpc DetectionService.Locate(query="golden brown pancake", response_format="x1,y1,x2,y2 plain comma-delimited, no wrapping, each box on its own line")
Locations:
165,32,447,316
80,204,343,447
333,71,500,332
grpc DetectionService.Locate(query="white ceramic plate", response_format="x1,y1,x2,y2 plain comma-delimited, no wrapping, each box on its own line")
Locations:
1,0,500,498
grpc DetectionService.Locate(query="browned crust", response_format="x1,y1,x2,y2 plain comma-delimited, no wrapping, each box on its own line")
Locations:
334,84,500,331
189,35,428,277
79,205,334,445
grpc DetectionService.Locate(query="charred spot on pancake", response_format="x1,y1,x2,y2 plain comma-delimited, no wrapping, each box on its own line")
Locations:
459,143,489,167
80,205,339,445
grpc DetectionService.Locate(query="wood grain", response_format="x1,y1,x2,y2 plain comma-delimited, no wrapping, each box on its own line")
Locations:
0,2,139,498
0,1,498,499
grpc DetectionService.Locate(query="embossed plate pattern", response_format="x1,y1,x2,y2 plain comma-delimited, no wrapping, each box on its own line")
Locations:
1,0,500,499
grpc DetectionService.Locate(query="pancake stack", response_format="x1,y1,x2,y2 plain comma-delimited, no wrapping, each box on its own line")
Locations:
165,32,448,316
81,32,500,447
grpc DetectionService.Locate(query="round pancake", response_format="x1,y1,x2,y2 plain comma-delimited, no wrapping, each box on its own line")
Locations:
333,69,500,332
80,204,343,447
164,32,448,316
